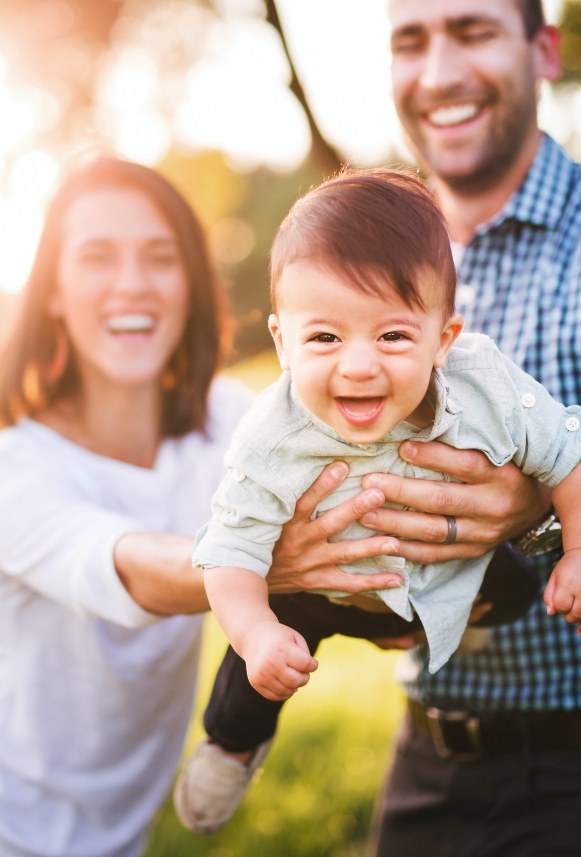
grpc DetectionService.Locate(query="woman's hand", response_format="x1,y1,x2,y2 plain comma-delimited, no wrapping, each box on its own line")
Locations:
268,462,404,595
360,440,552,564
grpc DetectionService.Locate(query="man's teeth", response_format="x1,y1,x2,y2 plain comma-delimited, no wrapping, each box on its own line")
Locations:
428,104,478,127
105,315,155,333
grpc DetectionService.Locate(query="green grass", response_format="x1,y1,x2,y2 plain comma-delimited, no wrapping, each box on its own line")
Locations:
145,619,404,857
144,350,405,855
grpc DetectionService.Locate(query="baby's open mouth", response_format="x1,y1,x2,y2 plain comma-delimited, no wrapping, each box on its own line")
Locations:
336,397,385,425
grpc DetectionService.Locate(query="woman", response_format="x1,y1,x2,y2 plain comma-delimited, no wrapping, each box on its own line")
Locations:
0,157,401,857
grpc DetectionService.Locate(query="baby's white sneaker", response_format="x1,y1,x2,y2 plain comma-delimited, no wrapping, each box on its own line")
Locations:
173,738,272,834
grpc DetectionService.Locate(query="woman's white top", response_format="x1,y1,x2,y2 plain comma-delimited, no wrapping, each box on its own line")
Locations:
0,378,249,857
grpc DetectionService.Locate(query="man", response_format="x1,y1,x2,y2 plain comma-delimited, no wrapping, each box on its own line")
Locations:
274,1,579,851
358,1,581,854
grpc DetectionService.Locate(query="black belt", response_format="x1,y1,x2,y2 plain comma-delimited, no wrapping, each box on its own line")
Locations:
408,698,581,761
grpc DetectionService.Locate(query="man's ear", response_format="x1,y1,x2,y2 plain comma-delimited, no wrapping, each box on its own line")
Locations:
533,24,562,83
267,313,289,370
434,313,464,368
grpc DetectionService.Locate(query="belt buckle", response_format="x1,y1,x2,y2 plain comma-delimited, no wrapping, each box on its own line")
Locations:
425,707,484,760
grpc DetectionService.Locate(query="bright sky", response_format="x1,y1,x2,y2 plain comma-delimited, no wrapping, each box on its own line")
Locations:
0,0,573,293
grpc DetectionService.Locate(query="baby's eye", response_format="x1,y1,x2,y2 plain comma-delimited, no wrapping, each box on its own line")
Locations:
379,331,408,342
310,333,339,343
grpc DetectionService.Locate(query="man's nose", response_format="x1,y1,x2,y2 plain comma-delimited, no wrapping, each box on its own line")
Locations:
420,34,466,94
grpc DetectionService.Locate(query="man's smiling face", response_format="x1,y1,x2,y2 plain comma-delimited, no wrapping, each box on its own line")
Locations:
388,0,551,192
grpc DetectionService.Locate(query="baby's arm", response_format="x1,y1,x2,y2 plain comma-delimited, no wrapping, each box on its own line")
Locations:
204,566,318,701
544,462,581,629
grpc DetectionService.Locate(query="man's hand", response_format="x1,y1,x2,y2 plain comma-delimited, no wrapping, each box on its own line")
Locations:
268,461,404,595
359,441,552,564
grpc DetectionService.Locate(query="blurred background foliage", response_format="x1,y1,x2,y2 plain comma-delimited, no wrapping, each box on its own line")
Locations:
0,0,580,359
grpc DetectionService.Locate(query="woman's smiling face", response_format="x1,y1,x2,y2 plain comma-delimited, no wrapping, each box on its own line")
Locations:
51,186,189,395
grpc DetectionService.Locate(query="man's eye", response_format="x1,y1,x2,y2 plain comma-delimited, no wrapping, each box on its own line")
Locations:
311,333,339,343
458,25,497,43
455,21,498,43
391,35,425,55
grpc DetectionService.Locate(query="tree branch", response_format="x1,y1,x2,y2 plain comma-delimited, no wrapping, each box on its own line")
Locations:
265,0,342,176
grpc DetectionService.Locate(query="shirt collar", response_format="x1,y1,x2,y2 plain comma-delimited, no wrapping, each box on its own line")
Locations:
481,134,575,233
420,369,463,439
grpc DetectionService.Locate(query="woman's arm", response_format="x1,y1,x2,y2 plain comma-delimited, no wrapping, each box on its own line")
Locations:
118,441,545,617
115,498,405,617
113,532,208,615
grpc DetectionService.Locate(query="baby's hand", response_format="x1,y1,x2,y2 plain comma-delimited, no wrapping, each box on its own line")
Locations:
241,621,318,701
544,549,581,631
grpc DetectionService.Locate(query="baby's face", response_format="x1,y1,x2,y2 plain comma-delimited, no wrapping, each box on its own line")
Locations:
269,260,462,444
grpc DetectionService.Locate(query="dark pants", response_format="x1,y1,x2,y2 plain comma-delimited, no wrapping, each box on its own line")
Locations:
204,545,538,752
372,713,581,857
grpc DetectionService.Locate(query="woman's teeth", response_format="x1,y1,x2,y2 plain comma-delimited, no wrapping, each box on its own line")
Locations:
105,315,155,333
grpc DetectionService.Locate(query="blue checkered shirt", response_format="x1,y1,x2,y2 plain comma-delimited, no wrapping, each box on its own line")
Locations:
406,134,581,712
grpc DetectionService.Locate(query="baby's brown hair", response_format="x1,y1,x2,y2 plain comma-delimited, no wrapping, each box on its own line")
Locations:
270,167,456,317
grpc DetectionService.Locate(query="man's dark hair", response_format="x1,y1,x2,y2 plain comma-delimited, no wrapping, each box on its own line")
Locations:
517,0,546,39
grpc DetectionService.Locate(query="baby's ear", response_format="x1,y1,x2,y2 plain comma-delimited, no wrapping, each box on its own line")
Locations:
268,314,289,370
434,313,464,368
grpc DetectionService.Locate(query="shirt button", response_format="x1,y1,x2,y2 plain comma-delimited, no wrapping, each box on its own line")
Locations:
565,416,580,432
521,393,536,408
231,468,246,481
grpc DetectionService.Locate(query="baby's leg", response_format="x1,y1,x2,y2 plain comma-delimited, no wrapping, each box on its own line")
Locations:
174,593,422,834
173,594,329,834
204,592,359,749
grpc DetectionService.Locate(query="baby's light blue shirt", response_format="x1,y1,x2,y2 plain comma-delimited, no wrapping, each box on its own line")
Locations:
195,333,581,672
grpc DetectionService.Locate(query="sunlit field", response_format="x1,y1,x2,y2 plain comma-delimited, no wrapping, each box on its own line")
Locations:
144,350,406,856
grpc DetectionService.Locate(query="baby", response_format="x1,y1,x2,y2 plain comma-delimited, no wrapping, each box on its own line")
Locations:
175,168,581,834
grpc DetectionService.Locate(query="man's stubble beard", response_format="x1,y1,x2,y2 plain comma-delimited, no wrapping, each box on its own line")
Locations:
401,84,539,197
